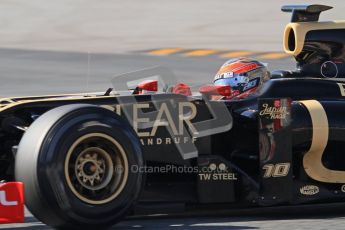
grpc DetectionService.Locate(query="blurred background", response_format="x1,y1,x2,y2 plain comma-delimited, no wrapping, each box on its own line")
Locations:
0,0,344,96
0,0,344,53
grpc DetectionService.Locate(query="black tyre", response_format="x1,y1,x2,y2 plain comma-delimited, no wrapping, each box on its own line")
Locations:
15,104,143,229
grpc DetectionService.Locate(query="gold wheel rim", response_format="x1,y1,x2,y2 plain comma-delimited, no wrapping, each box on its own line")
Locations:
64,133,129,205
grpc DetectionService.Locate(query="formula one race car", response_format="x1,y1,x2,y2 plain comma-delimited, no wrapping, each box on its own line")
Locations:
1,4,345,228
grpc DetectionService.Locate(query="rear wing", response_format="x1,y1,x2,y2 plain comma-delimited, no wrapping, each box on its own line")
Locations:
281,4,332,22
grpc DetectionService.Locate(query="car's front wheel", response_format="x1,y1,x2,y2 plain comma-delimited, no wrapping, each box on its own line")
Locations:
15,104,143,229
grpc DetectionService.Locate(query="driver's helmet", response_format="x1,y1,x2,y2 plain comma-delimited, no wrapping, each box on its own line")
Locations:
213,57,270,99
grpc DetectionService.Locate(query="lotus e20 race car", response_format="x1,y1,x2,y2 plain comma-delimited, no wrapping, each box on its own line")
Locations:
1,4,345,228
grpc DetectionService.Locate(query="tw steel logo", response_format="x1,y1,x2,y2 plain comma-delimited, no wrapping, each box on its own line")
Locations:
0,190,18,206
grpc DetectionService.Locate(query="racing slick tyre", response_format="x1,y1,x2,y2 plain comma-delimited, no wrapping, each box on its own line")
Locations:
15,104,143,229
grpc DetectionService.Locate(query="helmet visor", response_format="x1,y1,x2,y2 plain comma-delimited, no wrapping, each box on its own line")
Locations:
214,74,249,91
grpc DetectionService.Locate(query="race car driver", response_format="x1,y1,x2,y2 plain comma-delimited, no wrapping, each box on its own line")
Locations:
213,57,270,100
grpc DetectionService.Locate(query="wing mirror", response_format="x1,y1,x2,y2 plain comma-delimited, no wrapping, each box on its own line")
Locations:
134,80,158,94
199,84,232,97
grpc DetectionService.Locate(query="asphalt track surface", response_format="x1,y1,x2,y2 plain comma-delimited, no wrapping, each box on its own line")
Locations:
0,48,295,97
1,48,345,229
1,0,344,53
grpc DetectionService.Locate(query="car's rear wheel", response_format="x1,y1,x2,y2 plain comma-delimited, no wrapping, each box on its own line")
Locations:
15,104,143,229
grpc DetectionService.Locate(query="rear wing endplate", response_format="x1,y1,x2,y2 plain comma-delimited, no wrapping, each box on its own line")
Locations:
281,4,333,22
